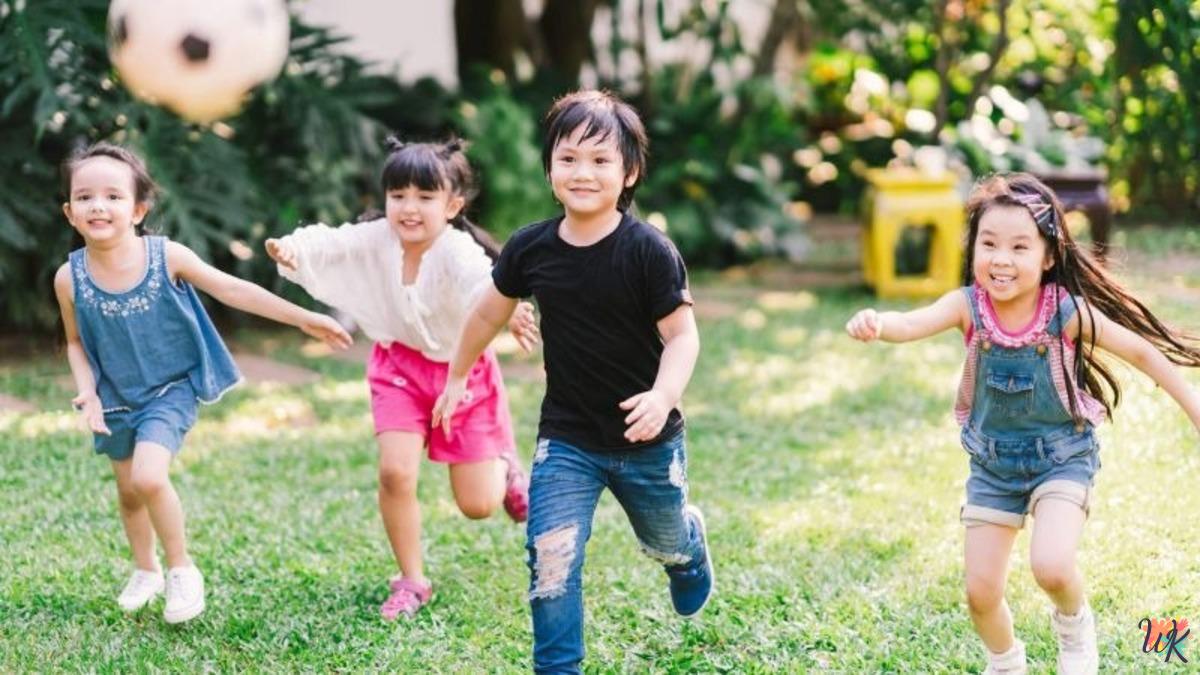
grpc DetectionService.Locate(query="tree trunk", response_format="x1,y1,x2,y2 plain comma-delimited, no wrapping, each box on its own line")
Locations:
753,0,801,76
538,0,600,84
961,0,1011,120
454,0,527,85
931,0,953,138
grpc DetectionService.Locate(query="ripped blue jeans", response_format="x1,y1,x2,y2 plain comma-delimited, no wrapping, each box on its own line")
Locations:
526,432,703,674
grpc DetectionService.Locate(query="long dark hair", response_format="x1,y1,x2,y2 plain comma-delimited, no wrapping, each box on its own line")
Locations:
963,172,1200,422
61,141,159,237
379,137,500,260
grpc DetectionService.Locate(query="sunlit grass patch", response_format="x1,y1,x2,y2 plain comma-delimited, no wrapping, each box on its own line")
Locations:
2,233,1199,670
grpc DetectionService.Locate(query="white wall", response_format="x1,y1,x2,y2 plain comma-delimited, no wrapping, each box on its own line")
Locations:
294,0,458,86
293,0,772,89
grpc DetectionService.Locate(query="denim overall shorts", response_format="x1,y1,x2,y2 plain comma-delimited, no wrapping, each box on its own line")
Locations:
959,285,1101,528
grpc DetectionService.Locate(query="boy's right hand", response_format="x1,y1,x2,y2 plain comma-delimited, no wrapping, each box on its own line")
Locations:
71,392,111,435
432,375,468,436
846,309,884,342
265,238,297,271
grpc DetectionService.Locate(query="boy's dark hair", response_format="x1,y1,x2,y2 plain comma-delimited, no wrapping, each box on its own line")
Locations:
541,89,648,212
380,137,500,260
61,142,159,235
964,172,1200,422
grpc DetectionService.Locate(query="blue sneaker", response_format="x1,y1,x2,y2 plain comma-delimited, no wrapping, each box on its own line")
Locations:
667,504,714,617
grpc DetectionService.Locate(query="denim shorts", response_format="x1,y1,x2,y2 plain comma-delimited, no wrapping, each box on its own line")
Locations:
95,380,199,461
959,424,1100,528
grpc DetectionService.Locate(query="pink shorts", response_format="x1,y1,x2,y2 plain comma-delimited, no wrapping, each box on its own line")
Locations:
367,341,516,464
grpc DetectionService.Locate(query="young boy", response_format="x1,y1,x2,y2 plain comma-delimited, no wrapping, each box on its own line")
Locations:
433,89,714,673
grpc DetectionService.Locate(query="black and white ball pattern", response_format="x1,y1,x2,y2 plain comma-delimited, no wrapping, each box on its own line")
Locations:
107,0,290,122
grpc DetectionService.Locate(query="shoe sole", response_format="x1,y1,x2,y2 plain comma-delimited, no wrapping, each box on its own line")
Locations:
117,588,162,612
679,504,714,619
164,597,205,624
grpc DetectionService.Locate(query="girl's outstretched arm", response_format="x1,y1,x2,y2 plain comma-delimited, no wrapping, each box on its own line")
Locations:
846,289,969,343
1072,305,1200,431
54,264,110,435
165,241,353,350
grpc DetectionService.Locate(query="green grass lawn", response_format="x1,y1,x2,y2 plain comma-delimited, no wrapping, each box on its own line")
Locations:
2,236,1199,672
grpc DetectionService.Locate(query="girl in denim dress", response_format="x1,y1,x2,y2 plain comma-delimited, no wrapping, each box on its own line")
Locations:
54,143,352,624
847,173,1200,674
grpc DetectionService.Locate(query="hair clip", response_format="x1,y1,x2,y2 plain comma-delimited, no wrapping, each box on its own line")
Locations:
1010,191,1058,239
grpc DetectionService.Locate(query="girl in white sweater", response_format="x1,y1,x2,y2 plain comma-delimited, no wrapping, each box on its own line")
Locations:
266,139,537,619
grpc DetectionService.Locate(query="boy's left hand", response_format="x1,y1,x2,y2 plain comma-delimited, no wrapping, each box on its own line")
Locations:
301,312,354,350
508,301,540,353
620,389,673,443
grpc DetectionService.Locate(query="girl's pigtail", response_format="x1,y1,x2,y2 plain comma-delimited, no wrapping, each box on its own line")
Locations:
384,136,407,154
451,214,502,262
440,138,501,262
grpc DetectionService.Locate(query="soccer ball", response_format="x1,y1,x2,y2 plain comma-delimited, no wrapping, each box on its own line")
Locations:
107,0,290,123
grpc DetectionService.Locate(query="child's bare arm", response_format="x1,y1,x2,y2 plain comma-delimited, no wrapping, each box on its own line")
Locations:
165,241,352,350
846,289,968,343
54,264,110,435
620,304,699,443
433,284,519,433
1073,305,1200,431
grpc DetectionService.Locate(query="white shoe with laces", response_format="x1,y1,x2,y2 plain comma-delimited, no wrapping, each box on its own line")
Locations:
163,565,205,624
1052,602,1099,674
983,639,1027,674
117,568,164,611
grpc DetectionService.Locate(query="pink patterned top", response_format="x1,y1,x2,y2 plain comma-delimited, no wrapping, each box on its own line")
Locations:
954,283,1107,427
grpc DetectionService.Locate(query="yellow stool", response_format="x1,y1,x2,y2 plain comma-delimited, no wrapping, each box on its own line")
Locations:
862,169,964,298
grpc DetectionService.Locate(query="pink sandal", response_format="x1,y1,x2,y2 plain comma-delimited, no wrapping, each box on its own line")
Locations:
380,577,433,620
502,454,529,523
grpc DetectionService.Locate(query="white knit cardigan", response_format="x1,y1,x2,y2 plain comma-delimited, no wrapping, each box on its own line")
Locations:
276,218,493,362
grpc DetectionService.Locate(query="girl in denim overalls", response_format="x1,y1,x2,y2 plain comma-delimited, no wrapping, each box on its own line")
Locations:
847,173,1200,674
54,143,352,624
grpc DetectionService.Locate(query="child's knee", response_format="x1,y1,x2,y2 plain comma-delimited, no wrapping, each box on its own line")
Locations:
378,463,418,496
965,574,1005,613
455,494,497,520
529,524,579,601
116,483,142,511
1030,555,1076,593
130,469,169,499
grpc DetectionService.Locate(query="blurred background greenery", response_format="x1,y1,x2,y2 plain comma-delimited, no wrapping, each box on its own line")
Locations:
0,0,1194,331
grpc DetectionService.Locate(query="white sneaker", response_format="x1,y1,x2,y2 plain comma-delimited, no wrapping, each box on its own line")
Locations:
983,639,1027,674
163,565,206,624
117,568,164,611
1052,602,1099,674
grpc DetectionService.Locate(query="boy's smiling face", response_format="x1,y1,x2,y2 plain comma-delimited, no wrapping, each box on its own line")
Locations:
548,125,637,220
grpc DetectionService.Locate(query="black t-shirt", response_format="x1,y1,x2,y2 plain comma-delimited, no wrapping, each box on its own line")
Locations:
493,212,693,450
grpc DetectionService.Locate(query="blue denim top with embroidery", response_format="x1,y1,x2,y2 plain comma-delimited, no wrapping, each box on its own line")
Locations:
958,284,1101,441
70,236,241,410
